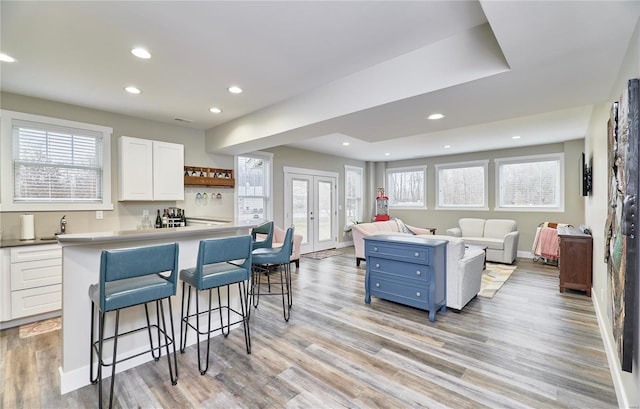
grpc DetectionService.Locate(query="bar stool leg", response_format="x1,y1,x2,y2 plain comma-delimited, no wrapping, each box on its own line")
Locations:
144,303,159,361
239,281,251,353
89,302,98,384
180,282,192,353
159,298,178,385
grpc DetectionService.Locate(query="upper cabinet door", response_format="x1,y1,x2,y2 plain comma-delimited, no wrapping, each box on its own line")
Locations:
152,140,184,201
118,136,153,201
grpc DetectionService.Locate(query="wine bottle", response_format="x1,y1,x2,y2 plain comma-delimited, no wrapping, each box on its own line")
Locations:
182,209,187,227
155,209,162,229
162,209,169,228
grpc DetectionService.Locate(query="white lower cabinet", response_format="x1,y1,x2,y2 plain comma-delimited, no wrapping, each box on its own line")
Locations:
1,244,62,322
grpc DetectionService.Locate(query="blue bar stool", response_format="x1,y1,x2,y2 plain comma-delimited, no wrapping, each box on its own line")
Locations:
250,226,295,321
179,234,252,375
89,242,179,409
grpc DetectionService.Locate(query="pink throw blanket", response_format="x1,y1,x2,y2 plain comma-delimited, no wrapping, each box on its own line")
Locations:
539,227,559,260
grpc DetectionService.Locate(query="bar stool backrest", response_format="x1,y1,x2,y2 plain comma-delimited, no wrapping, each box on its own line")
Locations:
251,221,274,250
99,242,179,310
195,235,253,287
254,227,294,265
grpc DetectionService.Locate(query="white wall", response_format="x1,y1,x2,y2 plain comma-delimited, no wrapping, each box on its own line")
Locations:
585,16,640,408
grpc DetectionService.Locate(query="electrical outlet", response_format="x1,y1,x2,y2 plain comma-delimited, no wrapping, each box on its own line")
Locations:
96,210,104,220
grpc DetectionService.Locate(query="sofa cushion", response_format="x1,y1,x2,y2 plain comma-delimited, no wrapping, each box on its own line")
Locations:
459,218,486,237
484,219,517,239
463,237,505,250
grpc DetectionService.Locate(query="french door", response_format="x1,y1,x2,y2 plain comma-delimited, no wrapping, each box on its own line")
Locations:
284,167,338,254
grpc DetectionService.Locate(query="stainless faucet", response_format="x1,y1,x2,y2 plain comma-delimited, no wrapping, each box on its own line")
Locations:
59,215,67,234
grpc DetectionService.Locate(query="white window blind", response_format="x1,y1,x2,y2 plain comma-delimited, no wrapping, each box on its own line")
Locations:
345,165,363,224
436,160,488,209
495,153,564,211
13,120,103,203
236,153,272,222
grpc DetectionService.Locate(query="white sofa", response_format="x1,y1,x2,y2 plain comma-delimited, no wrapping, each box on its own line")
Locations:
352,220,485,310
351,219,434,266
446,218,519,264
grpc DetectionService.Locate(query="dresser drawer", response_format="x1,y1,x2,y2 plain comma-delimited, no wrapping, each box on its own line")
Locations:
11,258,62,290
11,284,62,319
369,273,429,310
369,257,430,282
366,242,430,264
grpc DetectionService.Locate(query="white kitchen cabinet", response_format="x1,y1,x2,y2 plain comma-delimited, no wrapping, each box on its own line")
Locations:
118,136,184,201
5,244,62,321
0,249,10,322
152,140,184,201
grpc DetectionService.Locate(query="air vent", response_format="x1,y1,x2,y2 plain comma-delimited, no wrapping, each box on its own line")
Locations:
174,117,192,123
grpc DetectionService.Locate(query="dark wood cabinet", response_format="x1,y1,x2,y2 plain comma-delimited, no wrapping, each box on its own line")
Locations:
558,226,593,297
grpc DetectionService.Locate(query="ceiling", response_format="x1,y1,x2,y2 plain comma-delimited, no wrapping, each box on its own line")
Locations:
1,1,639,161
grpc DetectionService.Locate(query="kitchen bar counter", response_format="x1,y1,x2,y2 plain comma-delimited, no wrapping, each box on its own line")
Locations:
58,219,262,394
0,238,61,248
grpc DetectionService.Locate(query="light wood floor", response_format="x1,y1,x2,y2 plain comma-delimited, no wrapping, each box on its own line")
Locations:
1,247,617,408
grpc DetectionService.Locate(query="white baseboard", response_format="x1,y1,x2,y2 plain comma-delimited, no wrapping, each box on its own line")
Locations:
337,240,353,249
592,289,635,409
0,310,61,330
517,250,533,259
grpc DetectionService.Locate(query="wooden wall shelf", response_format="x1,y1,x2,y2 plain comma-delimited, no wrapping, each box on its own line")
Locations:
184,166,235,188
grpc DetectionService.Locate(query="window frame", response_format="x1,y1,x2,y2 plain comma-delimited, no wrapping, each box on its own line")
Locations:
344,165,364,227
0,110,113,212
234,151,273,222
494,153,565,212
386,165,427,209
435,160,489,210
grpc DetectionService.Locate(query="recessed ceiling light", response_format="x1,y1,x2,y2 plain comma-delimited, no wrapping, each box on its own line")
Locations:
512,135,521,140
444,145,451,149
428,113,445,120
124,86,142,94
384,152,391,156
209,107,222,114
342,142,350,146
228,85,243,94
0,53,15,62
131,48,151,59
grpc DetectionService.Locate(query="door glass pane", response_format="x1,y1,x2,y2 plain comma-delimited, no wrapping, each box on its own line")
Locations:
292,179,309,244
318,180,332,241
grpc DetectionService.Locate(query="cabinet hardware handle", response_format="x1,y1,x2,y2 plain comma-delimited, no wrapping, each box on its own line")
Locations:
416,292,421,297
374,247,378,252
414,252,419,257
416,270,421,275
375,283,380,287
375,264,380,268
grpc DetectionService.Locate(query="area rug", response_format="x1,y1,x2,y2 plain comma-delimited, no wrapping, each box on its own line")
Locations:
19,317,61,338
302,249,343,260
478,263,517,298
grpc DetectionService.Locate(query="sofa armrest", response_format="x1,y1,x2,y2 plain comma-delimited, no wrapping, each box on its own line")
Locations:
446,227,462,237
503,231,519,263
351,225,367,259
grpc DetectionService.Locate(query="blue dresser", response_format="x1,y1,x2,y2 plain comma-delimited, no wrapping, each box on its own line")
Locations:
364,234,447,322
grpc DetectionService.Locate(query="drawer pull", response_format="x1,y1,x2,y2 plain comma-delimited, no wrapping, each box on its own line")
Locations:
414,252,420,257
416,270,421,276
375,282,380,287
373,247,378,252
416,291,421,297
375,263,380,268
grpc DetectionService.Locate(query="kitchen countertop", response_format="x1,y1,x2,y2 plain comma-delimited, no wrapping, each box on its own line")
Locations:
56,218,261,245
0,237,61,248
1,218,258,248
